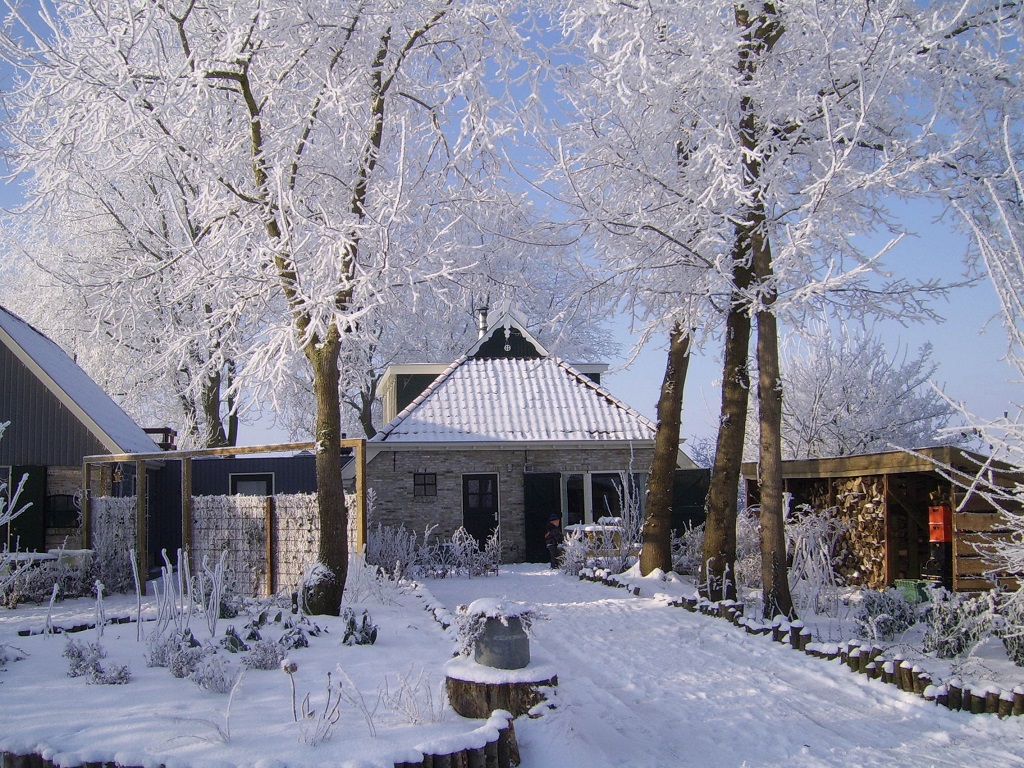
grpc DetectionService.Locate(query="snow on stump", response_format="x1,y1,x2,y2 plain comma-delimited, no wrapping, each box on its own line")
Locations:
447,600,556,719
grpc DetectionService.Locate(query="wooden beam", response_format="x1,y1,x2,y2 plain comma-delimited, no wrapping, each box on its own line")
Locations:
136,460,148,576
883,474,892,586
181,457,193,557
81,461,92,549
354,439,367,554
265,496,274,596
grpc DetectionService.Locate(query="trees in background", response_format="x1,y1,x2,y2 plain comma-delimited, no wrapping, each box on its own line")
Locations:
0,0,513,614
541,1,1017,616
2,152,251,449
759,325,962,460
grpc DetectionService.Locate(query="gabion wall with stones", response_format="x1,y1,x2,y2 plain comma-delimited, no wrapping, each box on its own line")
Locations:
191,495,268,597
272,493,320,593
90,496,138,592
188,493,359,597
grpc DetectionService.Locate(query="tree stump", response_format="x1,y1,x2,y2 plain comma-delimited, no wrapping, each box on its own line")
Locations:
446,675,558,719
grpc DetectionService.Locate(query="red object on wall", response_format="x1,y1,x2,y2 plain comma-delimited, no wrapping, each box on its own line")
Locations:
928,505,953,544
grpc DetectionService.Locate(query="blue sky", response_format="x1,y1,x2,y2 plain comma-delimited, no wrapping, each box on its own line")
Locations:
597,200,1014,446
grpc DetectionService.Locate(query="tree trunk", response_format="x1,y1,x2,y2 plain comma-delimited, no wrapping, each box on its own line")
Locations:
700,246,753,601
753,252,795,620
640,325,690,575
200,369,230,448
303,332,348,616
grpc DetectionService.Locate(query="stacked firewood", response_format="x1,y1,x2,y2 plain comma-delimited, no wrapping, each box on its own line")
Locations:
830,476,887,589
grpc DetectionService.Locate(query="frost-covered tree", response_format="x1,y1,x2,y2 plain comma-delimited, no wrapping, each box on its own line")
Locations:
762,325,961,460
541,1,1016,616
0,0,509,614
2,157,252,449
940,114,1024,608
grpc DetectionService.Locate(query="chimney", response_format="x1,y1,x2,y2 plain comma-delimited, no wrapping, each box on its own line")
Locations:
475,306,489,339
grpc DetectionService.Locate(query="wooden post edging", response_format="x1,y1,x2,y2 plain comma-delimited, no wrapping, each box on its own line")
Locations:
581,571,1024,719
398,710,519,768
0,712,519,768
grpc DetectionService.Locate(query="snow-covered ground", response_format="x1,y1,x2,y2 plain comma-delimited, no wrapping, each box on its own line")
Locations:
1,564,1023,767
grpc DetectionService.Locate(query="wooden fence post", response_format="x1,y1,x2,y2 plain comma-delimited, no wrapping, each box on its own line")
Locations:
81,461,92,549
265,496,274,596
181,457,193,558
135,460,148,576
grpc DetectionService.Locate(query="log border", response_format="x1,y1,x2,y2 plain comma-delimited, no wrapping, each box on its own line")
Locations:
579,568,1024,719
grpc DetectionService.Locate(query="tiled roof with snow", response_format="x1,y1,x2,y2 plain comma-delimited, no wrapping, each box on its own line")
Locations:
373,356,656,443
0,306,159,455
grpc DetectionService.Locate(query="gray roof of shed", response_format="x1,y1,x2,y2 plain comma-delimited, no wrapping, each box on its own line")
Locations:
0,305,159,455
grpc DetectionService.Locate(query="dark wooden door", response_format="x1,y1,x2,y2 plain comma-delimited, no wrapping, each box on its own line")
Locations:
463,473,499,548
6,465,46,552
524,473,561,562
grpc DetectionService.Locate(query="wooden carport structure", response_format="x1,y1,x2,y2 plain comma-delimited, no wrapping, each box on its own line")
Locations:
742,446,1022,592
81,439,367,585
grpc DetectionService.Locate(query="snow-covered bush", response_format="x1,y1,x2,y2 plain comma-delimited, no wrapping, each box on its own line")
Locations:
559,529,589,576
242,638,286,671
997,593,1024,666
0,555,97,607
365,522,422,580
64,637,131,685
734,509,762,590
380,666,447,725
787,504,846,617
671,523,705,576
367,524,500,580
219,625,249,653
0,423,38,600
341,608,378,646
190,654,239,694
854,588,918,641
923,589,997,659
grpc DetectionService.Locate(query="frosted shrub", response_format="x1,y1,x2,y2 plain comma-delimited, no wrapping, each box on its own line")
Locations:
64,638,131,685
167,640,208,680
243,638,285,671
854,588,918,641
380,666,447,725
997,594,1024,666
341,608,378,646
923,589,996,659
734,510,762,590
559,529,588,576
671,523,705,576
190,654,239,694
787,505,846,617
369,524,499,579
366,523,421,580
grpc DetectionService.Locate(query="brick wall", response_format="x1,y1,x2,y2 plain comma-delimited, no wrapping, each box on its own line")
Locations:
366,445,653,562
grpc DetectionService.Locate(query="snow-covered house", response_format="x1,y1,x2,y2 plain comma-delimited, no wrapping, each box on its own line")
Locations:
0,305,160,552
366,310,705,563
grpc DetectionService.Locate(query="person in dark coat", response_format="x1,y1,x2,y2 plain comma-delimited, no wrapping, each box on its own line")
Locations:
545,512,562,568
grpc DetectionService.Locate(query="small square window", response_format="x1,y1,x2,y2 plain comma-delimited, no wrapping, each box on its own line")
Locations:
414,473,437,497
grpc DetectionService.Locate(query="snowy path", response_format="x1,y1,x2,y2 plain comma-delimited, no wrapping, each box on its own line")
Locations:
425,566,1024,768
